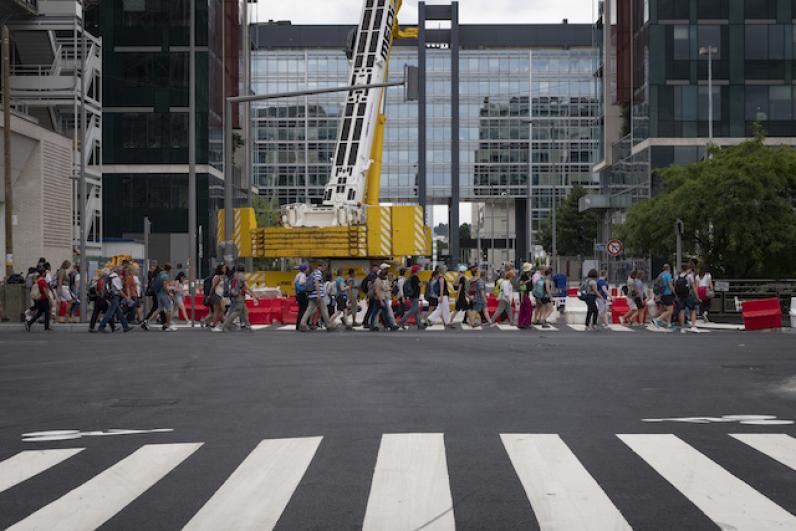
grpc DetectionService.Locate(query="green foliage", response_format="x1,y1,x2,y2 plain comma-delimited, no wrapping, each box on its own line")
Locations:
459,223,472,240
252,195,280,229
617,132,796,277
537,186,602,257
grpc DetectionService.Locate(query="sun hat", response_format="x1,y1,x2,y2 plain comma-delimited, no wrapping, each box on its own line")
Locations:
458,264,467,272
379,263,391,269
522,262,533,272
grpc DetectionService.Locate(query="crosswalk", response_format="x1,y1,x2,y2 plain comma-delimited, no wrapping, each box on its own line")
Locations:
275,322,726,333
1,433,794,529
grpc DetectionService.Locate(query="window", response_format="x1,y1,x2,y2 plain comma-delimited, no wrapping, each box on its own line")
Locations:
744,0,777,19
119,54,155,86
674,86,697,121
769,86,792,120
698,26,722,59
698,0,729,19
122,0,162,27
698,86,721,120
658,0,689,19
673,26,690,60
745,86,769,120
745,25,784,60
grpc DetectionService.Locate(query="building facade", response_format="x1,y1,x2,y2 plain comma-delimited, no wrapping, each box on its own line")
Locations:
250,22,599,264
594,0,796,246
1,0,100,273
98,0,242,272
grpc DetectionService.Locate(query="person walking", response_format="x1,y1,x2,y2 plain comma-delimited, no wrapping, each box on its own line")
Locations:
490,269,515,326
450,265,471,328
675,263,699,333
468,267,489,327
173,272,190,322
55,260,73,323
426,265,451,327
393,267,408,321
371,269,399,331
361,264,380,328
620,271,642,326
583,269,600,331
424,267,440,326
398,265,425,330
299,263,336,331
596,270,611,328
96,267,133,333
697,265,714,322
156,264,176,332
141,262,166,329
517,263,534,329
222,265,258,332
346,268,360,327
293,264,309,331
25,268,53,332
653,264,675,329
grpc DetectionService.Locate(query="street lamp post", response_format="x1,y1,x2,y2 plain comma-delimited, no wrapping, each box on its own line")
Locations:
699,46,717,153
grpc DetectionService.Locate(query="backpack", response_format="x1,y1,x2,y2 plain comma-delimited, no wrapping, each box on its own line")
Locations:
294,274,306,295
391,279,399,297
100,274,114,299
223,275,231,298
428,278,440,298
674,275,690,298
467,280,477,297
532,278,546,299
304,272,317,294
88,277,99,302
652,274,665,296
621,284,630,297
493,278,504,297
151,272,163,295
578,278,590,301
403,278,415,299
327,279,338,297
360,275,370,294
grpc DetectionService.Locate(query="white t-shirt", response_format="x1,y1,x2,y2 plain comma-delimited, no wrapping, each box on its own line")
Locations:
500,278,514,302
698,272,712,288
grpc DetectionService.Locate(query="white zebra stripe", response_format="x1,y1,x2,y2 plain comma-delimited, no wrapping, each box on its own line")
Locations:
618,434,796,530
730,433,796,471
183,437,322,531
362,433,455,530
8,443,202,531
501,434,631,531
0,449,84,494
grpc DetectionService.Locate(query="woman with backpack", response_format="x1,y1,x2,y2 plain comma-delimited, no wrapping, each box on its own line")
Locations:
517,263,534,329
423,267,440,326
293,264,309,331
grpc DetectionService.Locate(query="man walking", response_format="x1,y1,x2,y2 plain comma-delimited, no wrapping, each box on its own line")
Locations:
299,263,336,331
25,268,52,332
222,265,258,332
398,265,424,330
653,264,675,329
97,267,133,333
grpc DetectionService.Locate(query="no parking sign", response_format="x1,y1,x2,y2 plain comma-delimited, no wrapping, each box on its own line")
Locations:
607,239,623,257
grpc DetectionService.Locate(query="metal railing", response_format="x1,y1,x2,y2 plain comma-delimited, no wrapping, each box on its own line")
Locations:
710,279,796,318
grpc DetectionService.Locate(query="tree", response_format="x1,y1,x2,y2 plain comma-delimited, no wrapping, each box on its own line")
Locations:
537,186,601,256
459,223,471,240
251,195,280,228
617,130,796,277
433,223,449,237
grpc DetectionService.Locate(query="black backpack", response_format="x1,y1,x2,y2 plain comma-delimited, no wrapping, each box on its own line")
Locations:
674,275,690,298
360,275,370,294
403,278,415,299
202,276,214,305
391,279,400,297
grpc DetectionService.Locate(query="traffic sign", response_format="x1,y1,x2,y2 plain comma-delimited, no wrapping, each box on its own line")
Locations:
607,239,623,256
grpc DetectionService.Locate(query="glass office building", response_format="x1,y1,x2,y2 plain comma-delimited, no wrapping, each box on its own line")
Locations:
250,22,598,242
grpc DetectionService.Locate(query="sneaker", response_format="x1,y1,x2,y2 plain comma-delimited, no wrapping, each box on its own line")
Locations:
211,326,223,333
680,328,687,334
24,321,31,332
123,327,133,333
168,325,178,332
140,321,149,331
164,327,175,332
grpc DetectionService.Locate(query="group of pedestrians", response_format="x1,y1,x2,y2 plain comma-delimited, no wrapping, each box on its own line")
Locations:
22,258,82,331
199,264,260,332
291,262,566,332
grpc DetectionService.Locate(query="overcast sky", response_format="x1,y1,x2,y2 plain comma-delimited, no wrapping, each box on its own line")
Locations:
252,0,595,25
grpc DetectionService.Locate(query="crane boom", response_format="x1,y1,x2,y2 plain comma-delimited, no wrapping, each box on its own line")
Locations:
282,0,399,228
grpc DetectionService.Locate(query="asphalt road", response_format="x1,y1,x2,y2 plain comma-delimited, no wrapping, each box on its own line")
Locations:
0,327,794,530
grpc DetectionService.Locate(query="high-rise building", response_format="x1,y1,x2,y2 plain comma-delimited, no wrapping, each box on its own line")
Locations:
250,20,598,266
98,0,243,272
593,0,796,248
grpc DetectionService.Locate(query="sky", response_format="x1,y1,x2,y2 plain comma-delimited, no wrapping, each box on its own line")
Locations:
252,0,595,25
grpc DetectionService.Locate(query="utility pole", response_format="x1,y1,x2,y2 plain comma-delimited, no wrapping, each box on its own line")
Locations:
3,25,13,278
675,218,684,269
188,0,197,325
526,121,533,263
78,19,88,322
143,217,151,314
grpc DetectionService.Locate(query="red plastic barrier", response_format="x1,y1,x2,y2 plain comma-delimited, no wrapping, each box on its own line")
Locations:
611,297,629,324
741,298,782,331
567,287,578,298
281,296,298,325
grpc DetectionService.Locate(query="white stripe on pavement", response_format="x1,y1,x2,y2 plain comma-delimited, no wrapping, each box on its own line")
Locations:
184,437,322,531
618,434,796,531
607,324,633,332
568,324,588,331
8,443,201,531
730,434,796,471
0,449,84,494
501,434,631,531
362,433,455,531
495,324,519,331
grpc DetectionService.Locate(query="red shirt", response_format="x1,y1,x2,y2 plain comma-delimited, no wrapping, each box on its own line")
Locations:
36,278,49,301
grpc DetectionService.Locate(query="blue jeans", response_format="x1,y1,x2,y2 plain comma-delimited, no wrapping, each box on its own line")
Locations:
99,295,130,331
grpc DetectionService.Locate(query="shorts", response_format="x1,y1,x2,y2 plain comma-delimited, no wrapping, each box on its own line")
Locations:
661,294,674,307
596,298,607,311
471,300,485,312
59,286,72,302
537,296,551,305
427,297,438,307
157,292,173,312
206,294,221,307
677,296,698,313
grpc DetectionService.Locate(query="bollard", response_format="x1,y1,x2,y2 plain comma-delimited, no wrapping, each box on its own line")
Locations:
790,297,796,328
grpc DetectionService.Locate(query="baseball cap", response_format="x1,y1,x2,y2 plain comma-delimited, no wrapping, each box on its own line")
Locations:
298,264,309,272
379,263,390,269
458,264,467,272
411,265,421,273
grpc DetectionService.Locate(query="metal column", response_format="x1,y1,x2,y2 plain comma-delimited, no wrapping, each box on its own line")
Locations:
417,2,427,218
188,0,197,325
449,2,460,267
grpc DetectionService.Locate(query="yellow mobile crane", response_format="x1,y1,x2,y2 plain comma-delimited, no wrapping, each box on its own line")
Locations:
222,0,430,264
